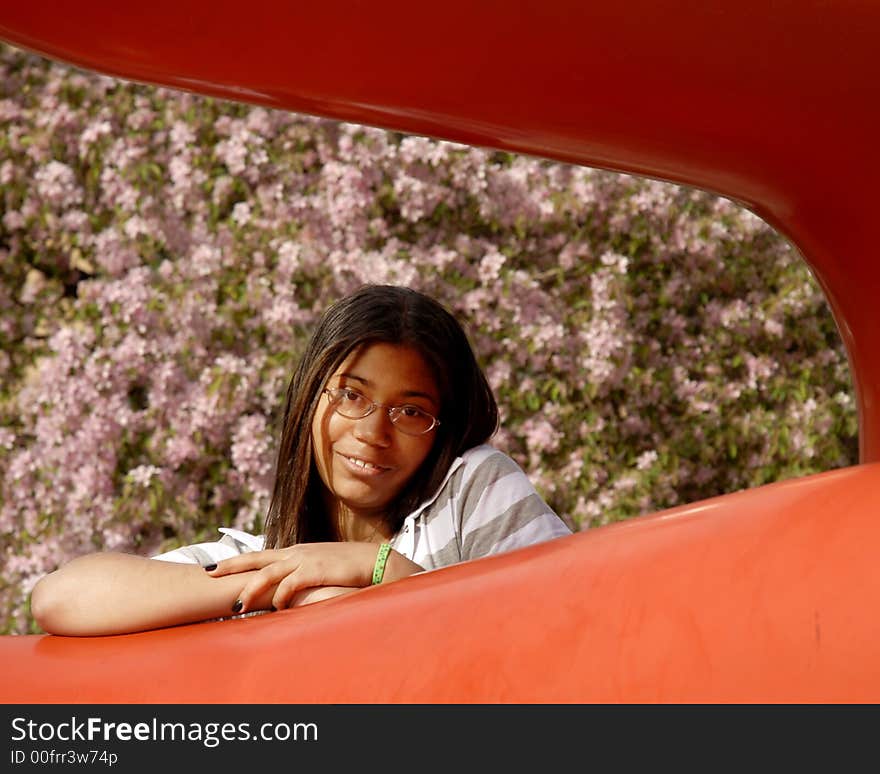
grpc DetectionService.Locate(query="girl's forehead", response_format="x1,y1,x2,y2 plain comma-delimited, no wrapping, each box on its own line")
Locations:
332,342,440,399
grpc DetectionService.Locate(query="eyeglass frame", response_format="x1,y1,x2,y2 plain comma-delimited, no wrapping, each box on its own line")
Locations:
321,387,441,436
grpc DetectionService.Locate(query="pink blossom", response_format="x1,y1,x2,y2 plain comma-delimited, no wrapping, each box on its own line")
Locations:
0,44,858,634
34,160,82,207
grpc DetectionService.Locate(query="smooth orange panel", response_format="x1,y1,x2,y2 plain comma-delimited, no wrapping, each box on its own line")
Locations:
3,464,880,703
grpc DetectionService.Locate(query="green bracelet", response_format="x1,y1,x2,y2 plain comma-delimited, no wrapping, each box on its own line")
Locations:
372,543,392,585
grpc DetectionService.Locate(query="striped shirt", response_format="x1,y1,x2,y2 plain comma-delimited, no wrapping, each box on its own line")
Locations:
153,445,571,569
389,444,570,569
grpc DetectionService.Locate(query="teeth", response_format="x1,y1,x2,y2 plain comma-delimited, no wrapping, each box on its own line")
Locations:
347,455,383,471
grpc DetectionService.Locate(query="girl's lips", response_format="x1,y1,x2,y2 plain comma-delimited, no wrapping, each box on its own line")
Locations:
337,452,393,476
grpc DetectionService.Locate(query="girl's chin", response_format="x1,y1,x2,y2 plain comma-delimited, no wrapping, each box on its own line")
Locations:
333,482,399,516
329,460,408,515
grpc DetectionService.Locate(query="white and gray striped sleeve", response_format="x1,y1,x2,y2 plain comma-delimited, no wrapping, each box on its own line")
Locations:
151,528,265,567
456,449,571,562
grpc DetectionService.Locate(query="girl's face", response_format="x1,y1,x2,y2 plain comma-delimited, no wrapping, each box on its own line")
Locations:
311,342,440,525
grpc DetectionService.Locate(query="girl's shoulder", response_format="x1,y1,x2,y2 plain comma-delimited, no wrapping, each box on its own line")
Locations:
459,443,502,463
456,444,527,478
431,445,536,507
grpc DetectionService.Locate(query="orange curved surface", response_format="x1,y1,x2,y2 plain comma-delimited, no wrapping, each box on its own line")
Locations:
4,464,880,703
1,1,879,702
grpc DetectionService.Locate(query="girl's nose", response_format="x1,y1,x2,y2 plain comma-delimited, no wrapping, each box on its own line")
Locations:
352,407,393,446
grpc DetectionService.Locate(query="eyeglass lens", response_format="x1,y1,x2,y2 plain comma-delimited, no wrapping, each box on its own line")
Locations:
326,389,437,435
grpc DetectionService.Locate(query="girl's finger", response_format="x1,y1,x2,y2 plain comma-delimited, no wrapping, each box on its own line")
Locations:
272,574,308,611
206,549,290,576
236,561,301,612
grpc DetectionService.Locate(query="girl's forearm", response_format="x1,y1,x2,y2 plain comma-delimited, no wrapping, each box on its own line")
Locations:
31,546,423,636
30,552,274,636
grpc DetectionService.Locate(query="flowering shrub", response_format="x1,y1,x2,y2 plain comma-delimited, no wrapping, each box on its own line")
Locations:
0,45,857,634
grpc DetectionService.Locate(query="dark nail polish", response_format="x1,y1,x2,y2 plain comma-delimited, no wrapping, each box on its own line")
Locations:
204,564,217,571
231,599,243,613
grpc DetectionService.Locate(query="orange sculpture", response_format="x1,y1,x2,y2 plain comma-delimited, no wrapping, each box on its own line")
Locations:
1,0,878,702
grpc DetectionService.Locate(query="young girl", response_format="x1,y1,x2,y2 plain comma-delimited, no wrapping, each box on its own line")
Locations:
31,284,571,635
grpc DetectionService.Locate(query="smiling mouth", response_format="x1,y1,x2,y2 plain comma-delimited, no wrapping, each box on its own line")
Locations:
341,454,392,473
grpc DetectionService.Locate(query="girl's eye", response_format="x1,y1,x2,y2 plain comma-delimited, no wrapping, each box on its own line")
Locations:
342,389,364,403
400,405,424,418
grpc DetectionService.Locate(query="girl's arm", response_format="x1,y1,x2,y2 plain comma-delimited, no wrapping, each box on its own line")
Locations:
207,542,424,613
30,552,279,636
31,539,421,636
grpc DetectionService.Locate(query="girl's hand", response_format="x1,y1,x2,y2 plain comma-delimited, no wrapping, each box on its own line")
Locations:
205,542,422,613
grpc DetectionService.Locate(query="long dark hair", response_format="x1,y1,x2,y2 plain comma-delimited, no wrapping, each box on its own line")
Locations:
263,284,498,548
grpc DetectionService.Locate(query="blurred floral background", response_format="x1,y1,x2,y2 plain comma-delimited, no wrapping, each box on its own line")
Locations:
0,44,857,634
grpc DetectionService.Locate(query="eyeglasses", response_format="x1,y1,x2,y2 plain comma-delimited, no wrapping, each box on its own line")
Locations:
322,387,441,436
